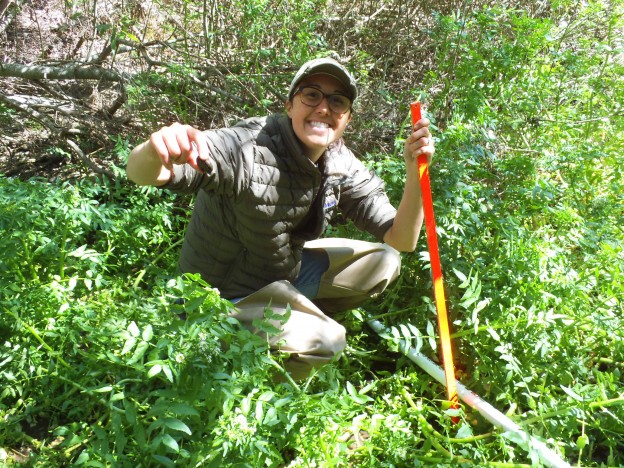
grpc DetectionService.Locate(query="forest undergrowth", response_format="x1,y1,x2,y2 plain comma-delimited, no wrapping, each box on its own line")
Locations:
1,0,622,466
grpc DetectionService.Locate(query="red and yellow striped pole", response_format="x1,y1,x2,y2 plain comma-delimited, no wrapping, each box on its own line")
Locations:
410,102,459,414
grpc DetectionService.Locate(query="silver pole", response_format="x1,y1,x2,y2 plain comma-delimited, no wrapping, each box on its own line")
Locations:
368,319,571,468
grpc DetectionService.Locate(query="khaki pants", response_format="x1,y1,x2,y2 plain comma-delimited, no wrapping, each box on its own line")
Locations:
232,238,401,380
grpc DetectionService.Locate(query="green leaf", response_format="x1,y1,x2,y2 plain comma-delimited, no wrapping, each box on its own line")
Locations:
263,406,279,426
127,321,140,338
124,401,137,425
258,391,275,402
142,324,154,342
274,397,292,408
92,385,113,393
168,403,199,416
134,424,146,448
486,327,501,341
560,385,584,402
456,423,473,439
399,323,412,340
184,294,208,312
241,395,252,415
351,308,364,321
460,277,482,308
127,341,149,365
345,381,373,404
453,268,469,286
426,321,437,350
147,364,162,378
75,450,90,465
252,318,282,335
576,434,589,450
121,336,137,355
161,433,179,453
151,454,174,467
255,400,264,422
123,32,140,43
162,364,174,383
163,418,192,435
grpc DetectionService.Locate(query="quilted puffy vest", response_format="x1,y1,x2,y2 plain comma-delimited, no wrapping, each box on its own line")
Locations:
163,114,396,299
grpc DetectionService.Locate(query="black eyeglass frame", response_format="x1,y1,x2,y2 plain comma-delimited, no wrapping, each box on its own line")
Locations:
293,86,353,114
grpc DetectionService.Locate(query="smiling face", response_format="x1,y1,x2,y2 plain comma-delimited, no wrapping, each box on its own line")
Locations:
285,74,352,163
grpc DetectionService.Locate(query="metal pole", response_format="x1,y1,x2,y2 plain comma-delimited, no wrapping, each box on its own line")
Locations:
367,318,571,468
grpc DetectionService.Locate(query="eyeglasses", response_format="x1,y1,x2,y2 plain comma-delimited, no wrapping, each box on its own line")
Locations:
294,86,352,114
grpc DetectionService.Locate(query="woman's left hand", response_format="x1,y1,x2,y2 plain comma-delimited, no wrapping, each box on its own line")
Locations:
404,118,435,166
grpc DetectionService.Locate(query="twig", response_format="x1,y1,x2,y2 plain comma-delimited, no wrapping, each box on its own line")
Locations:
66,139,115,179
536,114,622,125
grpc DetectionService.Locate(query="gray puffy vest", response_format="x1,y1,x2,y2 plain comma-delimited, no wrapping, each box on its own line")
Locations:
163,114,396,299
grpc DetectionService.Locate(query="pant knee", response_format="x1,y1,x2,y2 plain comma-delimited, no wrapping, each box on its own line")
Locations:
323,321,347,357
281,318,346,380
301,319,346,358
374,244,401,286
350,244,401,296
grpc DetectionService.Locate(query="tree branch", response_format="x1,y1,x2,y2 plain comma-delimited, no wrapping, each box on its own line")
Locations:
0,91,64,135
0,0,16,34
65,139,115,180
0,62,125,82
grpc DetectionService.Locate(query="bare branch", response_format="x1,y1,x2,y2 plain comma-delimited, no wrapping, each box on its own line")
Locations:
9,94,78,116
0,0,16,34
0,0,14,17
0,91,64,135
0,62,125,82
104,86,127,118
66,139,115,180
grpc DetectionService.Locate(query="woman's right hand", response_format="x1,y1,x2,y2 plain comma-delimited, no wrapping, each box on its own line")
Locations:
127,123,210,186
149,123,210,172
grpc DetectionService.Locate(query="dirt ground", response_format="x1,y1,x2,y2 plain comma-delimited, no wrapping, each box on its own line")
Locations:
1,0,132,180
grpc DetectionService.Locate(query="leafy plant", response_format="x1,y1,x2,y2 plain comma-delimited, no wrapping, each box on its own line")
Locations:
1,0,623,466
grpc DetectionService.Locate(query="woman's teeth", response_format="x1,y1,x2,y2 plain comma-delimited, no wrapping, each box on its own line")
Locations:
309,121,329,128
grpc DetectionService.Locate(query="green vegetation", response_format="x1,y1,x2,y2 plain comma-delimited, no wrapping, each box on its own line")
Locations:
1,0,622,465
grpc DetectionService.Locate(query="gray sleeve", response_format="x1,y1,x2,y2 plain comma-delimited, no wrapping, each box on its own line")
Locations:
161,163,206,194
339,152,397,241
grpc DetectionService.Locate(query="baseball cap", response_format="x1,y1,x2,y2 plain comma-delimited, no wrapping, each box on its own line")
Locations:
288,57,358,102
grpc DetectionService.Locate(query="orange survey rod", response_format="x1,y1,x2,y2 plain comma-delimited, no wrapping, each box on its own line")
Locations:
410,101,459,410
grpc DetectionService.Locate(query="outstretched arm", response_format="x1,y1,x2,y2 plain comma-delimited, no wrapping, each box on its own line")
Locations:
383,117,435,252
126,123,210,186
